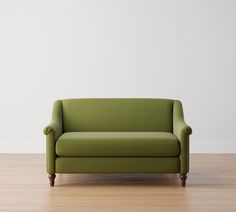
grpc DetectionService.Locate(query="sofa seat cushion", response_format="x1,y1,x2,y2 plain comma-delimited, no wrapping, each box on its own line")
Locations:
56,132,180,157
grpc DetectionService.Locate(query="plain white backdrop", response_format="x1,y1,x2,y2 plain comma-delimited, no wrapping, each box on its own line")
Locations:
0,0,235,153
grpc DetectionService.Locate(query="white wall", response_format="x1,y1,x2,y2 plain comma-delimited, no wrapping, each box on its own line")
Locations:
0,0,235,153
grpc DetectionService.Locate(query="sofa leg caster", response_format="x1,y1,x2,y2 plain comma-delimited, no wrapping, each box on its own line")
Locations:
180,174,187,186
48,174,56,187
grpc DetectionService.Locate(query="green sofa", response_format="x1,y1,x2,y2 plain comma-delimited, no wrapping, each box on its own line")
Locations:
43,98,192,186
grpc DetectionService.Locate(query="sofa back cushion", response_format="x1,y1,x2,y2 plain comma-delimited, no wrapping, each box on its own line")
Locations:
62,99,173,132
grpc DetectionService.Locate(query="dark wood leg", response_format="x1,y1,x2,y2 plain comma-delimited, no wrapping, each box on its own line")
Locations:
180,173,187,186
48,174,56,187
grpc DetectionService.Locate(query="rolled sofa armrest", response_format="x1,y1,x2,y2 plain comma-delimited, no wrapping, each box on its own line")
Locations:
43,100,63,174
43,100,63,140
173,100,192,137
174,121,192,138
43,120,62,138
173,100,192,174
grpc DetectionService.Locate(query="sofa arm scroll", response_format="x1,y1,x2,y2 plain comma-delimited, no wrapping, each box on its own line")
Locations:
43,100,63,140
43,121,62,138
173,100,192,174
43,100,63,175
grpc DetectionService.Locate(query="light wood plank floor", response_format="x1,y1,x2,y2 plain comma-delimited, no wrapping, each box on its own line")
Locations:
0,154,236,212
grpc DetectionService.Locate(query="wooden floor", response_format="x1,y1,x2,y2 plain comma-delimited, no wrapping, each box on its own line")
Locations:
0,154,236,212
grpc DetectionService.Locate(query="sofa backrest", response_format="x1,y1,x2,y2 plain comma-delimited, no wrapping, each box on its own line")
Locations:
62,99,174,132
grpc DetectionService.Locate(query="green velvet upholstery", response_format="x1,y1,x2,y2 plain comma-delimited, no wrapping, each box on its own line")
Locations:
56,157,180,173
44,100,63,174
62,99,173,132
173,100,192,174
56,132,180,157
43,98,192,185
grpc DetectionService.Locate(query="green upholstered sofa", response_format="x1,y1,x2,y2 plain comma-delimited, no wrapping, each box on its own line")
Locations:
43,98,192,186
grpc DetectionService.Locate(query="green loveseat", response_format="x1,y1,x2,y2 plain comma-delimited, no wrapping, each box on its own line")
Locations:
43,98,192,186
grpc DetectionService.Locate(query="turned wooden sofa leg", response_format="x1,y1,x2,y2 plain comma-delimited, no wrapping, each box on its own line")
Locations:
48,174,56,187
180,174,187,186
